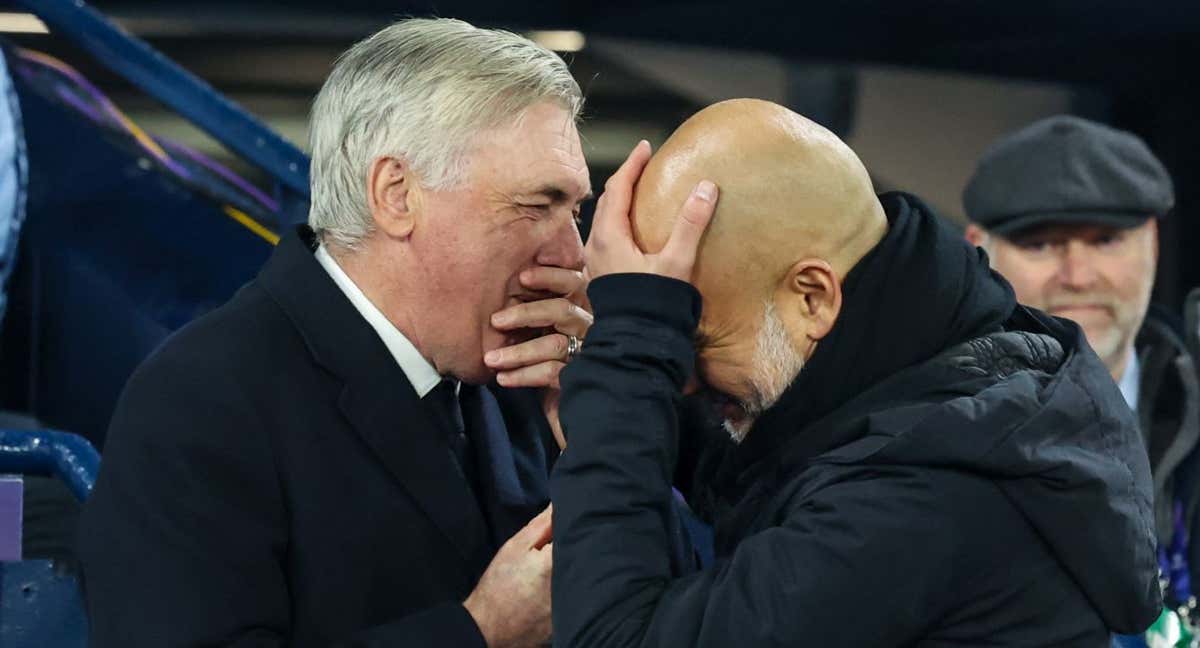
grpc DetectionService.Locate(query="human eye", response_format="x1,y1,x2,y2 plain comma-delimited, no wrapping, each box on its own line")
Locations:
518,203,552,219
1015,238,1053,254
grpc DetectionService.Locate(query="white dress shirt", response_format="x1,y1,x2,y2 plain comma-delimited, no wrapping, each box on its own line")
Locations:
1118,348,1141,414
315,244,442,398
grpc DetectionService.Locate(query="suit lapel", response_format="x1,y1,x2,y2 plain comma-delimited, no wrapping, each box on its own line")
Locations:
259,227,491,575
338,378,491,572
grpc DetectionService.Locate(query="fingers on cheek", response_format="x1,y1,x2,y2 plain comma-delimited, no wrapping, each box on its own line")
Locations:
497,362,561,388
518,268,552,291
496,369,516,387
538,362,561,389
571,304,594,327
543,361,564,390
485,347,515,368
496,365,533,387
554,301,573,327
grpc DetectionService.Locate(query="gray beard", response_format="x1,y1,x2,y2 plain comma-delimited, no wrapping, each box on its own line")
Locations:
724,302,806,443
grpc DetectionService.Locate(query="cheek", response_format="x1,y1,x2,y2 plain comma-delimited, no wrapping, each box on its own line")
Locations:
697,346,753,399
1110,251,1157,299
993,257,1054,305
455,227,530,288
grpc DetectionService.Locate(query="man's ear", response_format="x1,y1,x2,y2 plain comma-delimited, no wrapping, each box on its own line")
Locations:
964,223,989,248
777,258,841,344
367,156,418,239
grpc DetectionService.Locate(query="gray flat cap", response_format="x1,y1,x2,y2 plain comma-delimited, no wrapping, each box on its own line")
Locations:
963,115,1174,235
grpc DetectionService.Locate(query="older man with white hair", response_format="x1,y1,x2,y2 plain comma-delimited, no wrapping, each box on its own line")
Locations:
80,18,592,647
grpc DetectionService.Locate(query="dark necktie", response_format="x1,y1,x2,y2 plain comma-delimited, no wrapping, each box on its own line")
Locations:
426,380,479,493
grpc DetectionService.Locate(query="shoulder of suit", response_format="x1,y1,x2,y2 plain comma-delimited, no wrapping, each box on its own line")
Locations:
139,279,305,384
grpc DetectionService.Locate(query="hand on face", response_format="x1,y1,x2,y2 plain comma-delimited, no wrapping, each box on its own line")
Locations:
485,266,592,389
585,140,719,283
485,266,591,448
482,141,718,449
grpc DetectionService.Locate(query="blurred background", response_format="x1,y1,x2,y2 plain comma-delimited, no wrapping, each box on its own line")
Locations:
1,0,1198,448
0,3,1197,644
10,1,1200,279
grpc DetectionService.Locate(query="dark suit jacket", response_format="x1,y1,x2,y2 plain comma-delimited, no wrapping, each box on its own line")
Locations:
78,227,558,647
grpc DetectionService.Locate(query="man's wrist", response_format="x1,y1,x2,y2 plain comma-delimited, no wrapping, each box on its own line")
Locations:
586,273,702,334
463,595,497,648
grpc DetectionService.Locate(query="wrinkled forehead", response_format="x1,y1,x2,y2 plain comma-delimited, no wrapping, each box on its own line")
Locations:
474,103,591,198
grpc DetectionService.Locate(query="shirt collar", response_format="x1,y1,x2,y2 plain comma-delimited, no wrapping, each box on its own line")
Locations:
315,244,442,398
1118,348,1141,413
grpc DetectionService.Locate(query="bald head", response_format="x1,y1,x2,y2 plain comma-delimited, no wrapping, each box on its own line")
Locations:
631,98,886,305
629,99,887,439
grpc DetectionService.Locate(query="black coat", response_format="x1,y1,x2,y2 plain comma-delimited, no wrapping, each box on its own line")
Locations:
1135,310,1200,602
551,273,1161,647
78,227,558,647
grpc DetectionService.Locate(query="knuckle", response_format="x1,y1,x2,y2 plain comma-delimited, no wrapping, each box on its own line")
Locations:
681,210,706,226
510,347,530,364
555,299,572,320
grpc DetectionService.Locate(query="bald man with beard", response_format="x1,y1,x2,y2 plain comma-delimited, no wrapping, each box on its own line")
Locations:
549,99,1162,646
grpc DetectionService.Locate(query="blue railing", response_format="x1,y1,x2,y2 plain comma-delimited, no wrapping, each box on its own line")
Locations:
14,0,312,225
0,429,100,502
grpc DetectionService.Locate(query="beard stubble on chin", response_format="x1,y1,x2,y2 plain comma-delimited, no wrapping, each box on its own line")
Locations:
1043,280,1149,371
724,302,807,443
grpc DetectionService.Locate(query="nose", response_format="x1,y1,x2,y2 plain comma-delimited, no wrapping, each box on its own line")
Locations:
537,215,585,271
1055,240,1099,290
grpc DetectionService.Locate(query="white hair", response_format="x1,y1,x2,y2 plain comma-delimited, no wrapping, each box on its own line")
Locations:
307,18,583,249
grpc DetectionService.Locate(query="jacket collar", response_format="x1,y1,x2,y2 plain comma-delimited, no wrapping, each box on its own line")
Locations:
258,226,492,574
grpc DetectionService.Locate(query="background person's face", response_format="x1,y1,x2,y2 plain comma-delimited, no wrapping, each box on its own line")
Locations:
987,220,1158,373
412,102,590,383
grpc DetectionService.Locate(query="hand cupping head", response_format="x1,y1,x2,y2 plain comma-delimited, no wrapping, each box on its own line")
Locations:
629,99,888,439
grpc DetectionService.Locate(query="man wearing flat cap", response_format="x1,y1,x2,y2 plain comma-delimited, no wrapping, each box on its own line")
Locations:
965,116,1200,631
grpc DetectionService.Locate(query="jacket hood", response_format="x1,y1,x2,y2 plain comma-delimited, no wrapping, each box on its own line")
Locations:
809,307,1161,633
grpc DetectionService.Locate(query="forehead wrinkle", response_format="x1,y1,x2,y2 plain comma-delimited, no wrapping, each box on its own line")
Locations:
540,148,590,201
481,103,589,202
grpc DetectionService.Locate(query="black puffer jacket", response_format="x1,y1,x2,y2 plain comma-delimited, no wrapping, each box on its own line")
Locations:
552,194,1161,647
